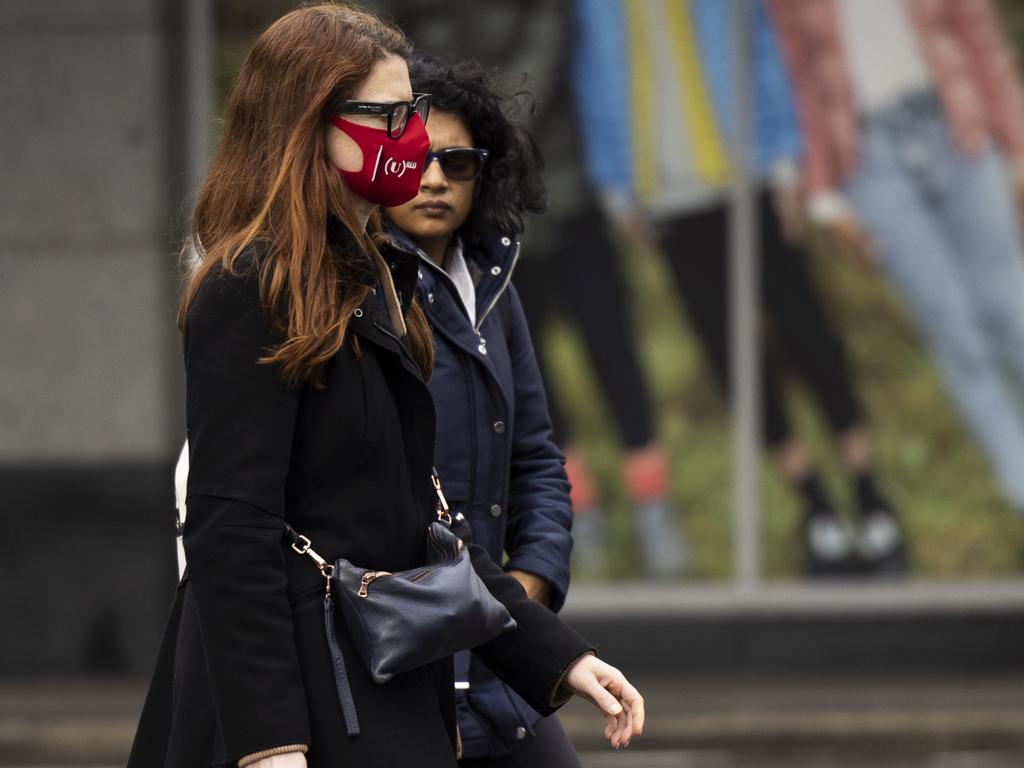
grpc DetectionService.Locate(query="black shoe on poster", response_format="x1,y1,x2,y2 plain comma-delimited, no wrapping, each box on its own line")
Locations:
802,512,860,578
856,509,910,577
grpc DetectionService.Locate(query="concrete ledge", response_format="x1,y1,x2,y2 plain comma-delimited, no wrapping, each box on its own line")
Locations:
562,581,1024,617
560,677,1024,753
562,585,1024,676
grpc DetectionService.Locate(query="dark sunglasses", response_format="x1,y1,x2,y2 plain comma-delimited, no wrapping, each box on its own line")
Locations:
425,147,489,182
335,93,431,139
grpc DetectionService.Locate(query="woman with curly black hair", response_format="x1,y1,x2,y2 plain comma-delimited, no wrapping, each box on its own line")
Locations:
385,57,583,767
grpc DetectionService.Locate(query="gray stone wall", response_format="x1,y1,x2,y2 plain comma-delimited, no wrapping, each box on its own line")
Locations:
0,0,193,463
0,0,210,674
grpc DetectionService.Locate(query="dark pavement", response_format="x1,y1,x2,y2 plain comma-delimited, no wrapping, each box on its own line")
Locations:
4,675,1024,767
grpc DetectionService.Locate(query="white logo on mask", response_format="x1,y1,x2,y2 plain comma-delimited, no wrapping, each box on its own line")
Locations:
383,158,418,177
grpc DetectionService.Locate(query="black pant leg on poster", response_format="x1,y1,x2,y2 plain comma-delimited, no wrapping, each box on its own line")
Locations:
554,206,656,450
758,192,865,436
659,204,794,446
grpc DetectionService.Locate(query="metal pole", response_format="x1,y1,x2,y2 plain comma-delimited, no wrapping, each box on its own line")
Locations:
185,0,214,207
730,0,761,591
162,0,213,461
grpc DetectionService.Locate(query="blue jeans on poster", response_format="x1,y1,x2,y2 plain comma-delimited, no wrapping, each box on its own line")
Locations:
845,91,1024,510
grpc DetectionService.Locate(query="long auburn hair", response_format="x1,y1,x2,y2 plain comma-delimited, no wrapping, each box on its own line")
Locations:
179,3,433,386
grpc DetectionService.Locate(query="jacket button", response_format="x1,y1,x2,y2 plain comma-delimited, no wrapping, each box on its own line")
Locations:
490,504,502,517
514,726,527,740
353,308,363,318
427,292,434,304
490,266,501,276
501,236,512,246
493,421,505,434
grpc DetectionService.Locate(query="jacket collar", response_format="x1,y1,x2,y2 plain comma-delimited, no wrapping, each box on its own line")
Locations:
383,223,520,332
327,217,426,381
327,216,421,321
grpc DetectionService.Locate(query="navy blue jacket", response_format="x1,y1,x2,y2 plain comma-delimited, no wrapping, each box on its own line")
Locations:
386,225,573,758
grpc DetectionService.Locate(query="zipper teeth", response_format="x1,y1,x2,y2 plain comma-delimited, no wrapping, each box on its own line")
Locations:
413,239,519,331
409,566,442,584
475,241,520,332
372,320,420,369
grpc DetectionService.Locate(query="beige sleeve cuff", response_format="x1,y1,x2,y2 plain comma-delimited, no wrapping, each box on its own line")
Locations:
549,649,597,708
237,744,309,767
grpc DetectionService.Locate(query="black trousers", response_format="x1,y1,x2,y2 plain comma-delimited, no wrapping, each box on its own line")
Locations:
657,191,864,447
516,199,656,450
458,715,581,768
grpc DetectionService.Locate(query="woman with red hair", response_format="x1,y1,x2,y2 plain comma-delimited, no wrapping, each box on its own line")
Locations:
128,6,643,767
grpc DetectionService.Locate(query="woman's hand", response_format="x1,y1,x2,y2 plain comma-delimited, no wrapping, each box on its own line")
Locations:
562,654,645,749
507,569,553,606
246,752,307,768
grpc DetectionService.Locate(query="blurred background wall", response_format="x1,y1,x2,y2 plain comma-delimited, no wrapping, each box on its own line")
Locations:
2,0,1024,676
3,2,1024,767
0,0,209,675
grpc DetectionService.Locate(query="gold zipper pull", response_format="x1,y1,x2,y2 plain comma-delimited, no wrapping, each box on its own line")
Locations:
432,473,452,525
358,570,390,597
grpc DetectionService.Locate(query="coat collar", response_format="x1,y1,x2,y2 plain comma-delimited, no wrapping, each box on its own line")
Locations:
327,217,426,381
382,224,520,333
327,216,421,320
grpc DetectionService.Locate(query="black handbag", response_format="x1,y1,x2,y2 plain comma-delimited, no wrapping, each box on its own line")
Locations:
285,472,516,737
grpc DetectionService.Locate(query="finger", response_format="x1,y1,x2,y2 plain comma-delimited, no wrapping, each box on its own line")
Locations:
594,673,641,745
628,692,646,736
605,690,628,745
616,680,645,736
580,677,624,717
612,700,633,747
609,705,624,747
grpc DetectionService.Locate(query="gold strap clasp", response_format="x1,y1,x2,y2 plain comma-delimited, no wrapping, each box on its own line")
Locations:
432,473,452,525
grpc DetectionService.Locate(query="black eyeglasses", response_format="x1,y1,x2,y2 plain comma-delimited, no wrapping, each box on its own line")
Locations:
425,147,489,182
336,93,431,139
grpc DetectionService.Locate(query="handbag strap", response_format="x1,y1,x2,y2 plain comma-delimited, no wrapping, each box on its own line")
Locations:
281,471,454,740
283,470,453,579
283,524,334,590
283,471,450,739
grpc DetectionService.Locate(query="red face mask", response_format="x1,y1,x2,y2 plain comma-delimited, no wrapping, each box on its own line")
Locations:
329,113,429,208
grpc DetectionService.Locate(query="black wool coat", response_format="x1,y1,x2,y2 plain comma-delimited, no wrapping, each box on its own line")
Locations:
127,233,592,768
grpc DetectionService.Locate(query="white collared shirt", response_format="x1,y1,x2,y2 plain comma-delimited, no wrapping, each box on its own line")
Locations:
836,0,931,113
444,238,477,326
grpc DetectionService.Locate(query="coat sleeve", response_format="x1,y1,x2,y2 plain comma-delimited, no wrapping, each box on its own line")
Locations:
181,260,311,764
501,286,574,612
467,540,594,715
